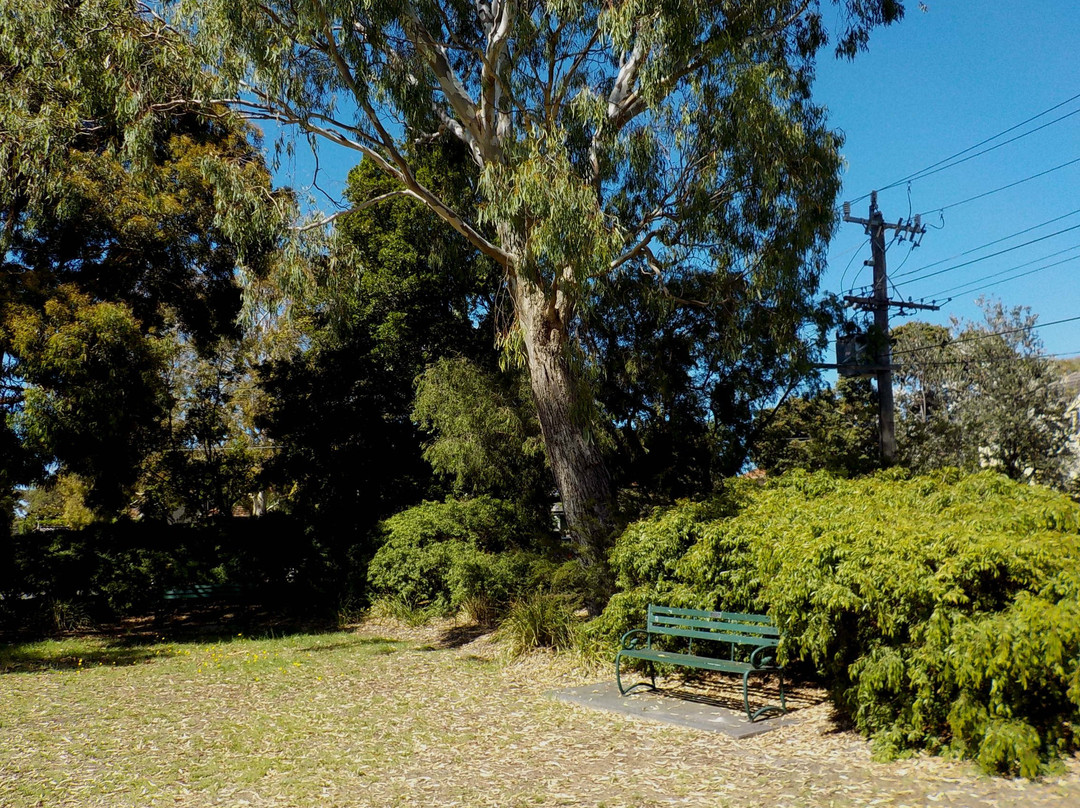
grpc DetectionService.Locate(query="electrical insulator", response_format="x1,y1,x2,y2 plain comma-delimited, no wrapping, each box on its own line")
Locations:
842,201,851,218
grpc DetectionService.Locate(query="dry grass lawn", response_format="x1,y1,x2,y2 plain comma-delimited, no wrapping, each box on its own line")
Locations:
2,617,1079,807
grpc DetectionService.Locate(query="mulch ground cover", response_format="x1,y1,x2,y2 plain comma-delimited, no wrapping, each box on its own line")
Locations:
2,613,1079,807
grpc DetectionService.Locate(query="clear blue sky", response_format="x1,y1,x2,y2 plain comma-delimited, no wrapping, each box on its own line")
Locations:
271,3,1080,360
815,2,1080,360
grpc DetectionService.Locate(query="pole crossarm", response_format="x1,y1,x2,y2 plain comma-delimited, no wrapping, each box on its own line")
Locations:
842,194,927,244
843,295,941,311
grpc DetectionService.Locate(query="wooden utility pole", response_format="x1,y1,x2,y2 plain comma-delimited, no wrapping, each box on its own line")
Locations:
842,191,936,464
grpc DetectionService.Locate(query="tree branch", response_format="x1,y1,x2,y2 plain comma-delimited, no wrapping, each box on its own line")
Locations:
606,1,814,134
290,190,412,231
405,9,487,156
481,0,515,149
640,245,709,309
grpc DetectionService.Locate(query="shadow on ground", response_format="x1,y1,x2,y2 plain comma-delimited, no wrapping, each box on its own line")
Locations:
0,602,371,674
552,674,831,738
660,675,829,714
431,623,492,649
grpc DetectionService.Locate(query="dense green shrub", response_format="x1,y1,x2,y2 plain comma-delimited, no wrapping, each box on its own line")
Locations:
367,496,558,615
1,524,178,621
599,469,1080,777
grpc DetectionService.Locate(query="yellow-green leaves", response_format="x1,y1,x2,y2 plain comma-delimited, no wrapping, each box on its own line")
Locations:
604,468,1080,777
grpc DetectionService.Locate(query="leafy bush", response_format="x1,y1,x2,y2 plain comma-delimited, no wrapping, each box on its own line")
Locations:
600,469,1080,777
367,496,557,615
1,524,176,620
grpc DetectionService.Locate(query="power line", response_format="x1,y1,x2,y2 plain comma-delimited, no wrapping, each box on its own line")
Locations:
888,241,918,277
847,91,1080,206
901,349,1080,369
885,107,1080,190
928,247,1080,298
838,237,870,289
892,207,1080,279
896,221,1080,285
915,155,1080,217
891,314,1080,358
949,257,1080,298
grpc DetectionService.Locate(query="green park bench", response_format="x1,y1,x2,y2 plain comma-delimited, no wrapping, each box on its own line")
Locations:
615,604,787,721
162,583,243,602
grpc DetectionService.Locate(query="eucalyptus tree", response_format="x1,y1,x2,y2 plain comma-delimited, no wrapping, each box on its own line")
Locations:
176,0,905,559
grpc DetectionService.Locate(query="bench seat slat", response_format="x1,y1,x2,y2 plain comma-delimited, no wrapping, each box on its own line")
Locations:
644,624,779,647
163,583,242,600
618,648,769,675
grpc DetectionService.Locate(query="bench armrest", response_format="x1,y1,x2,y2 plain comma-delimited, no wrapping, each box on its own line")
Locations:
618,628,650,650
750,643,780,669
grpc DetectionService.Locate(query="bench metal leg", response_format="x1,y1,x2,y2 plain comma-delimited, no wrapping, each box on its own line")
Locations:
743,668,788,722
615,652,656,696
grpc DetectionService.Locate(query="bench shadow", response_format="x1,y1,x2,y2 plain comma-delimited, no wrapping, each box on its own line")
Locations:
654,673,829,715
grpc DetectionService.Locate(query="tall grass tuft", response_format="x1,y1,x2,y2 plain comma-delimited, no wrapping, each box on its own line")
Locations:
497,593,582,658
367,596,442,627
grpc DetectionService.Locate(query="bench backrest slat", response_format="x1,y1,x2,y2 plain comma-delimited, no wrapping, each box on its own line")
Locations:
647,625,778,647
650,613,781,637
646,604,780,645
652,604,774,624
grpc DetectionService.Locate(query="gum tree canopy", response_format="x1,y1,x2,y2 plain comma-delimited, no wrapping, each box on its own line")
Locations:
177,0,904,558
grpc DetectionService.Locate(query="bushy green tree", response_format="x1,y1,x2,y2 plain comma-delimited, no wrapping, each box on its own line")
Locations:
1,0,287,519
752,377,879,476
254,141,502,562
7,289,171,512
413,357,549,505
893,300,1073,487
590,272,843,502
256,328,433,538
14,473,96,533
136,329,269,524
0,0,285,336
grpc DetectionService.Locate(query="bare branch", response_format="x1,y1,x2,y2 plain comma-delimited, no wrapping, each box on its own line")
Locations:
607,37,649,122
404,10,487,155
290,190,413,231
610,229,661,272
480,0,515,149
550,28,601,123
641,245,709,309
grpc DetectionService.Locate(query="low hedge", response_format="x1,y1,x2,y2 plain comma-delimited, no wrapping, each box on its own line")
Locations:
597,469,1080,777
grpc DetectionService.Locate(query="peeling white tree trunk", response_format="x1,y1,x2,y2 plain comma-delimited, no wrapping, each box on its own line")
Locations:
512,277,615,569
